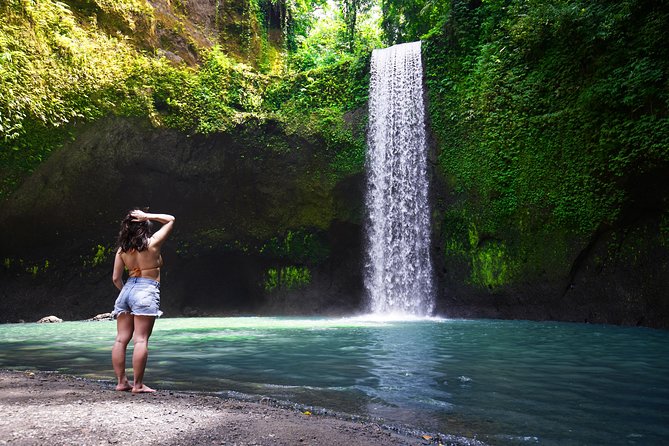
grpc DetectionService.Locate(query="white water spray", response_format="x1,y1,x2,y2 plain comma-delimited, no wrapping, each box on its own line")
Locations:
364,41,435,317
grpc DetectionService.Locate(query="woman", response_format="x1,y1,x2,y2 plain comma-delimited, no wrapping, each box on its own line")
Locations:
111,209,175,393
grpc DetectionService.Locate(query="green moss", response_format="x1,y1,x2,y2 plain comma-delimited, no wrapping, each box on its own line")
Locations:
265,56,369,113
2,256,53,276
444,239,467,258
264,265,311,292
470,241,511,289
0,0,174,197
467,224,479,249
463,222,511,288
79,244,112,268
426,0,669,289
22,259,51,277
91,245,110,267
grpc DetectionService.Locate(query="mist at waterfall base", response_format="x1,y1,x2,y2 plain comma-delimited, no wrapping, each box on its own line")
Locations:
1,317,668,445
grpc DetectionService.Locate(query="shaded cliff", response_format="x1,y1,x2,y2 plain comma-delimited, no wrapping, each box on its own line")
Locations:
0,116,365,321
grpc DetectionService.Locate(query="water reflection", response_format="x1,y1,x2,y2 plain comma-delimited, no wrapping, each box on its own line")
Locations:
360,319,450,429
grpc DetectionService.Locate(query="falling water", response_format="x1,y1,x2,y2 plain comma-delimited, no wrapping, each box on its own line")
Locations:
364,41,435,316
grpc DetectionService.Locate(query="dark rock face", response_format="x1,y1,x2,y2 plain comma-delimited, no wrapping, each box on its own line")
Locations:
426,113,669,329
559,216,669,328
0,117,365,322
432,204,669,329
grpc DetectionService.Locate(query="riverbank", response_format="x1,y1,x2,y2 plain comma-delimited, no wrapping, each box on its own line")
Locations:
0,370,450,446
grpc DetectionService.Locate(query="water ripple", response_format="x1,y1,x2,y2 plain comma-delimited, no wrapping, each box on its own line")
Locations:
1,317,668,445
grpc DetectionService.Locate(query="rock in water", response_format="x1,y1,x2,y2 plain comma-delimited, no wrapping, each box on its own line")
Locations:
37,315,63,323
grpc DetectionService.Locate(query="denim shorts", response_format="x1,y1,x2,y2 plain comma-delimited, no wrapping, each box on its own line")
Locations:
112,277,163,318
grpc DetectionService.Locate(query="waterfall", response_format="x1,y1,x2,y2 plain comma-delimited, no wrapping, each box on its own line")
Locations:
364,41,435,317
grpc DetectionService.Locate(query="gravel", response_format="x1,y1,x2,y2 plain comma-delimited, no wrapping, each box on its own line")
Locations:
0,370,434,446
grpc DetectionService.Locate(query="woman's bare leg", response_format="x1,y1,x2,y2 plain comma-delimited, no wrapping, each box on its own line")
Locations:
131,315,156,393
112,313,134,391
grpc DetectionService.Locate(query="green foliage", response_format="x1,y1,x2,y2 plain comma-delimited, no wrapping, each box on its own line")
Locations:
288,1,382,71
0,0,170,198
267,54,369,111
282,0,325,52
0,122,73,198
340,0,375,52
381,0,449,44
81,244,111,268
259,0,328,55
471,242,511,288
3,0,667,301
91,245,110,267
2,257,51,277
426,0,669,285
214,0,331,73
265,55,369,179
329,130,366,179
0,0,373,201
264,265,312,292
154,47,269,133
289,7,349,70
79,0,154,27
0,0,147,142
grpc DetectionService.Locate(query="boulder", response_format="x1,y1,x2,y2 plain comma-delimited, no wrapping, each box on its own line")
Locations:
37,315,63,323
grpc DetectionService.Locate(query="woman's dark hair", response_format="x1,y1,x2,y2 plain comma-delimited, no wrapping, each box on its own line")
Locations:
117,209,153,252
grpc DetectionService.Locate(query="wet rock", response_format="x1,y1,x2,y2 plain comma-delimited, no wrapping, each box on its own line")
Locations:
36,315,63,323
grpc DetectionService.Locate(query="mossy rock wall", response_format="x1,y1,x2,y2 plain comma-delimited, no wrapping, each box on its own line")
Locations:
424,0,669,328
0,116,365,322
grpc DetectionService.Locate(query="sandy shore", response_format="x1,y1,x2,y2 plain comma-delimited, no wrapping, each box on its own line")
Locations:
0,370,451,446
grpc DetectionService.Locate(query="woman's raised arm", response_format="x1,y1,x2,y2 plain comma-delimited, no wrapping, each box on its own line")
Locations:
131,210,175,246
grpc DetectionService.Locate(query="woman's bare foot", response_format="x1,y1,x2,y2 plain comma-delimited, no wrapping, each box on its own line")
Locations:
115,380,132,391
131,384,156,394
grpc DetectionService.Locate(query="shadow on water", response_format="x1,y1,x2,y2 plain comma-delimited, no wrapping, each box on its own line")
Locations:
1,317,669,445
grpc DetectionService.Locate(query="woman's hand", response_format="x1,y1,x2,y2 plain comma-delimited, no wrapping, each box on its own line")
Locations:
130,209,174,225
131,210,148,222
